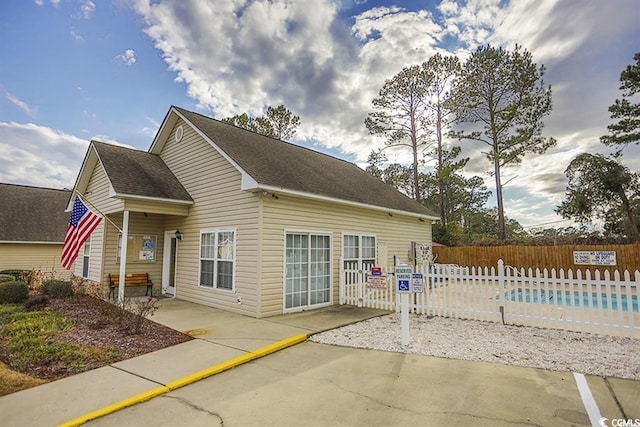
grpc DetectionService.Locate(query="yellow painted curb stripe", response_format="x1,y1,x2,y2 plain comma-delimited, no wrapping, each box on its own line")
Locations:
57,386,168,427
57,333,308,427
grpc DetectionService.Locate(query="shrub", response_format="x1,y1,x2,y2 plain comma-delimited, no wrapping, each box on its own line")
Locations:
0,274,15,283
21,268,46,291
117,296,158,335
0,270,25,280
0,281,29,304
41,280,74,299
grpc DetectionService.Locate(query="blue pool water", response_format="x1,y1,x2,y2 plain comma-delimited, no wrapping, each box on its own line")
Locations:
502,289,639,313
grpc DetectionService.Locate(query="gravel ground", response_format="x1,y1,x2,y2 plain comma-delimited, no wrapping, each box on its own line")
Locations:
310,314,640,380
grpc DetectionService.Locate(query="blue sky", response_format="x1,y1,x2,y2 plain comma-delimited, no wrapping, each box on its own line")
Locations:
1,0,639,230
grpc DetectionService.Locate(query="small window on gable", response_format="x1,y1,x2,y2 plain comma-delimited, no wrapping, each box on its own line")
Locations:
175,125,184,143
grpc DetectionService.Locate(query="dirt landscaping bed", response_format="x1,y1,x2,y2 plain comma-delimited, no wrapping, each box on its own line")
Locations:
0,294,192,396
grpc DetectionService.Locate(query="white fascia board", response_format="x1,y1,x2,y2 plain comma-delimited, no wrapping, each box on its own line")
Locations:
113,193,194,205
172,108,255,187
148,107,179,154
241,173,259,190
254,184,438,221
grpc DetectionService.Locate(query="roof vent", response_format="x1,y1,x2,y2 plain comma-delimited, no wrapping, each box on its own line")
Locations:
175,125,184,143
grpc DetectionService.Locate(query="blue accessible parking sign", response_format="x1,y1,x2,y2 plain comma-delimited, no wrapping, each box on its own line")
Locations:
395,265,413,293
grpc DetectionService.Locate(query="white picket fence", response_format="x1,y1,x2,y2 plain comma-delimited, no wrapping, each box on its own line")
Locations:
340,259,640,339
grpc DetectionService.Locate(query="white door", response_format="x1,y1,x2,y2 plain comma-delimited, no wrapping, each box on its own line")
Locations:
162,231,178,296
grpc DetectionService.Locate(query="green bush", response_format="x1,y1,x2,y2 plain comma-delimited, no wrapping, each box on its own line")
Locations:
0,281,29,304
0,270,25,280
42,280,74,299
0,274,15,283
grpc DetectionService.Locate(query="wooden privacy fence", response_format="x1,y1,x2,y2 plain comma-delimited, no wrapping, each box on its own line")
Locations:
340,260,640,339
432,244,640,276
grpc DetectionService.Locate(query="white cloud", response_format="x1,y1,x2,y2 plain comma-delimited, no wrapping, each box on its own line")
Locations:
0,122,87,189
5,92,37,117
127,0,639,227
70,28,84,41
80,1,96,19
115,48,136,65
34,0,60,6
0,122,134,190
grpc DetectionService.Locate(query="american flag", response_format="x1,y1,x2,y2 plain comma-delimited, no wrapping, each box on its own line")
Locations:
61,196,102,270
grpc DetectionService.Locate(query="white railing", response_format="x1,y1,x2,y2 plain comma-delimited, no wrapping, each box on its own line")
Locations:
339,259,640,339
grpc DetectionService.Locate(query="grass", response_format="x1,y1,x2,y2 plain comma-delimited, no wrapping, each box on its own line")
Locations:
0,303,120,395
0,361,45,396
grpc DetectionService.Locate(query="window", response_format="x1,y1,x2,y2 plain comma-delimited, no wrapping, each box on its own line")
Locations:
343,234,376,271
82,237,90,278
200,229,235,290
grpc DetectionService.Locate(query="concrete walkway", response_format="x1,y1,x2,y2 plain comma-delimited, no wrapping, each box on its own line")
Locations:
0,299,388,427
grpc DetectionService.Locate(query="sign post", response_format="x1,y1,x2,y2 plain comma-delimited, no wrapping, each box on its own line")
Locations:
395,265,412,347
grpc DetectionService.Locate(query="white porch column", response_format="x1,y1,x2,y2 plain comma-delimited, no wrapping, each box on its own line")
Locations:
118,210,129,303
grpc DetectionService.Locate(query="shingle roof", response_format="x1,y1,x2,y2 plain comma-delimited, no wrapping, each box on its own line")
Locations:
0,183,71,242
174,107,436,217
92,141,192,202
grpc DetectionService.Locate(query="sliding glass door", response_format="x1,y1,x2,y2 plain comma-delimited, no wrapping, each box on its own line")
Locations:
285,233,331,310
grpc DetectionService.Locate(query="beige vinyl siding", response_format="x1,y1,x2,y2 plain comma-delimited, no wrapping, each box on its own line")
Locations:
70,221,105,283
0,243,71,279
101,212,165,295
260,193,431,317
87,161,124,214
158,120,260,316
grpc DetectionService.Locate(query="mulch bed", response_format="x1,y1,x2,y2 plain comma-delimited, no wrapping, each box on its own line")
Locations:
0,294,192,380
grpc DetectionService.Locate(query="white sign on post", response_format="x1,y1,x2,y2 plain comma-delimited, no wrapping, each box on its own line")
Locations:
395,265,412,293
395,264,412,347
412,273,424,293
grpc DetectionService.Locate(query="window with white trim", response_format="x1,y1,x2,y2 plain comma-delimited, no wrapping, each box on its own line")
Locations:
200,229,235,290
343,234,376,271
81,237,91,278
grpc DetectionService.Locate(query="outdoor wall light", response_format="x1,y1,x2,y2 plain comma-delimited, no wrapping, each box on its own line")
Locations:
175,230,183,241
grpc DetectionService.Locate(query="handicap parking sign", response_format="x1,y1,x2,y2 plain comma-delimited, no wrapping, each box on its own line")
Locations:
395,265,412,293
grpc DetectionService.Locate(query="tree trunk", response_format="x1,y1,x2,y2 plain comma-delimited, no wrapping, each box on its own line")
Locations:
410,110,421,203
494,156,506,240
436,106,446,225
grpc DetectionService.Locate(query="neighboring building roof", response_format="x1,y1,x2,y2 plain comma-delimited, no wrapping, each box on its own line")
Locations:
92,141,193,203
171,107,437,217
0,183,71,243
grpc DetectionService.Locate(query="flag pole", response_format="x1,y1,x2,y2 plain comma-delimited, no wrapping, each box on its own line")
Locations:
75,192,122,233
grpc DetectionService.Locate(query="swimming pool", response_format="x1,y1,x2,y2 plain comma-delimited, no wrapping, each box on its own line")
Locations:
502,288,639,313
